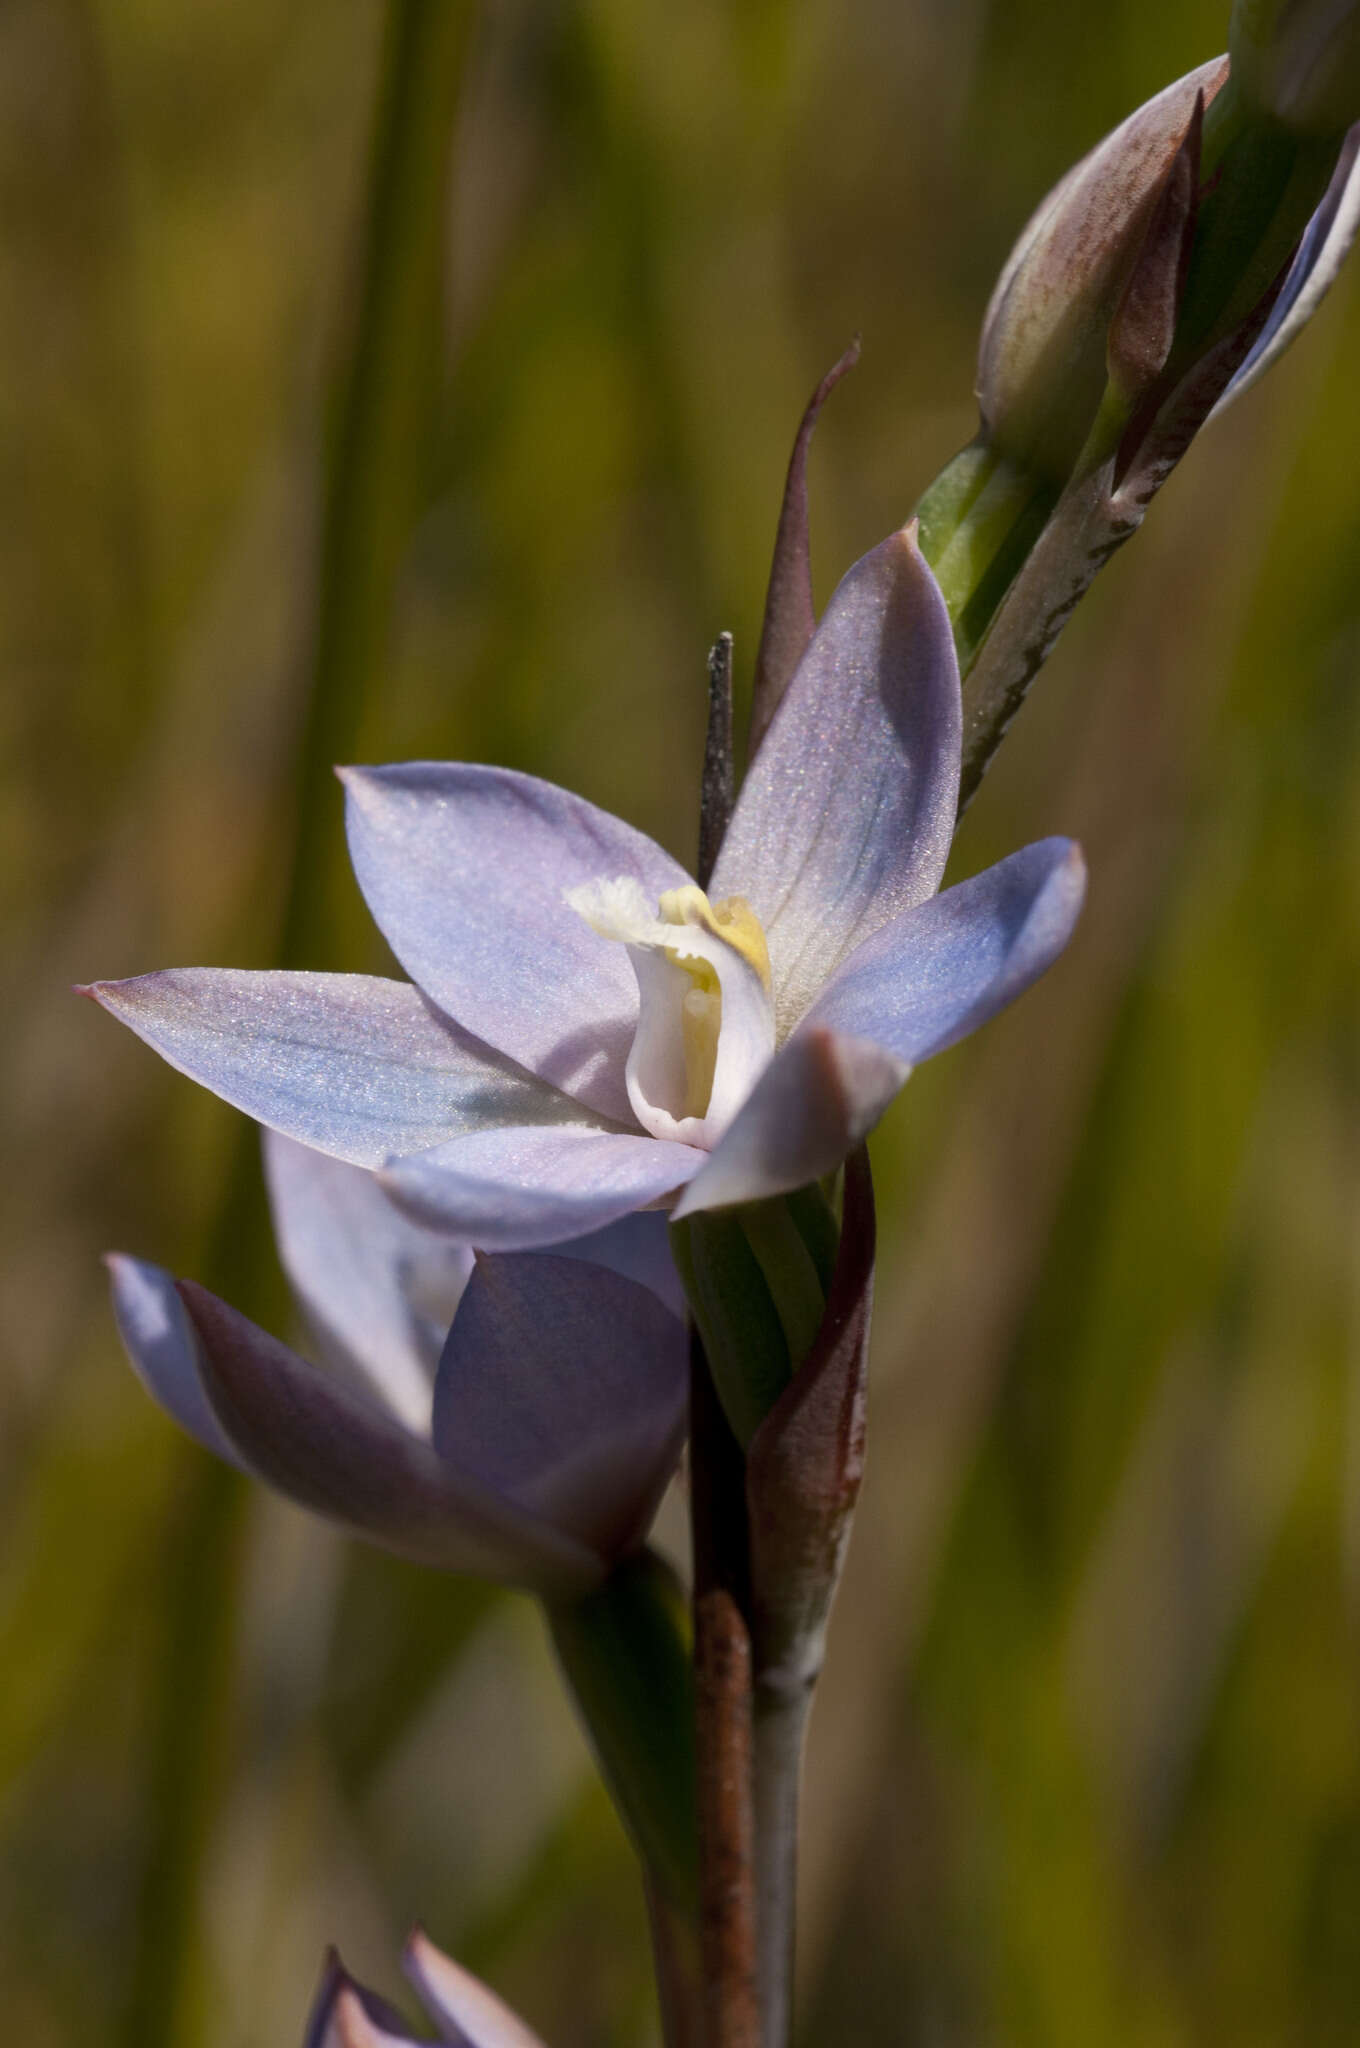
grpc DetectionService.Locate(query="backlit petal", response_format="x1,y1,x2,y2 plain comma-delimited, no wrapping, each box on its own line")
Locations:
84,971,572,1166
710,527,961,1030
343,763,689,1123
265,1132,473,1435
381,1125,704,1250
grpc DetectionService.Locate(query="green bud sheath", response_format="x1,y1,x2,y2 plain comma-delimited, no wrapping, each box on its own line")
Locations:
671,1180,839,1447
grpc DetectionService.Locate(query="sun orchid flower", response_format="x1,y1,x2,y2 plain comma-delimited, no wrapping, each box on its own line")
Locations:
86,527,1085,1254
108,1134,687,1597
304,1931,549,2048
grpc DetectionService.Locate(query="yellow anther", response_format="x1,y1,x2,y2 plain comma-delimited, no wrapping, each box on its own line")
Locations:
708,894,771,992
657,885,772,992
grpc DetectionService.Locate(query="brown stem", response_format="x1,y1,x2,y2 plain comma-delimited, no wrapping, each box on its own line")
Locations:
690,1326,761,2047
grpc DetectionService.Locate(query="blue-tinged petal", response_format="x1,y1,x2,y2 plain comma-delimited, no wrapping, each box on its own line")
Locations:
304,1952,425,2048
405,1930,551,2048
1217,123,1360,409
106,1254,254,1473
343,763,690,1124
264,1131,473,1435
381,1126,704,1251
83,971,575,1167
432,1253,687,1559
709,526,961,1031
803,837,1086,1063
177,1281,601,1594
672,1027,908,1217
550,1209,687,1317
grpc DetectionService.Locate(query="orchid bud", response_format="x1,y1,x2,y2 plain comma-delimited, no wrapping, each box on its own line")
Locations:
1231,0,1360,134
976,59,1225,484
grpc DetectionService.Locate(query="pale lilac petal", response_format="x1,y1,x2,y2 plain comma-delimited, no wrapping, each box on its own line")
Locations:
672,1027,908,1217
343,763,690,1123
264,1131,473,1434
83,971,573,1167
1218,124,1360,409
105,1254,253,1472
432,1252,687,1558
804,838,1086,1064
178,1281,600,1593
710,527,961,1030
405,1930,551,2048
551,1209,686,1317
381,1126,703,1251
304,1954,423,2048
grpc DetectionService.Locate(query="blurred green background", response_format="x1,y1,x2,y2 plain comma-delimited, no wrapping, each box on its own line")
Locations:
3,0,1358,2041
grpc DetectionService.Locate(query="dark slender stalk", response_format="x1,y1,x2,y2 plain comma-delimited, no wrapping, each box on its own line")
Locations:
690,631,763,2042
117,11,476,2044
691,1327,761,2048
700,632,735,887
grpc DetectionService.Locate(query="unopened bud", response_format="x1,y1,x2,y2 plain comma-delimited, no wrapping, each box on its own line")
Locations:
977,58,1227,482
1231,0,1360,135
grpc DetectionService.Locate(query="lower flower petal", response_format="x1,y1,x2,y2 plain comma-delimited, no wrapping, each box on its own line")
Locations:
672,1026,908,1216
106,1254,254,1473
548,1209,687,1317
381,1126,704,1250
175,1280,601,1593
83,971,579,1167
432,1252,688,1558
1218,124,1360,411
405,1930,551,2048
803,837,1086,1063
304,1953,421,2048
265,1132,473,1435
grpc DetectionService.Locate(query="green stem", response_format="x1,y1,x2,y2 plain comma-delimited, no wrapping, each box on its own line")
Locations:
751,1679,812,2048
117,11,476,2045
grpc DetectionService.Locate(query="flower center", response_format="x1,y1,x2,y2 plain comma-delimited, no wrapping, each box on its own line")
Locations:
655,885,770,1118
567,876,775,1146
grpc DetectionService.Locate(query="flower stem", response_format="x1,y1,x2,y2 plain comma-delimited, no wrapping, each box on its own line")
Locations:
690,1328,762,2048
751,1678,811,2048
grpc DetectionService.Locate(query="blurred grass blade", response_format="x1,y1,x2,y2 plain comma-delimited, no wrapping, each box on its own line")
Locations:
118,8,478,2046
